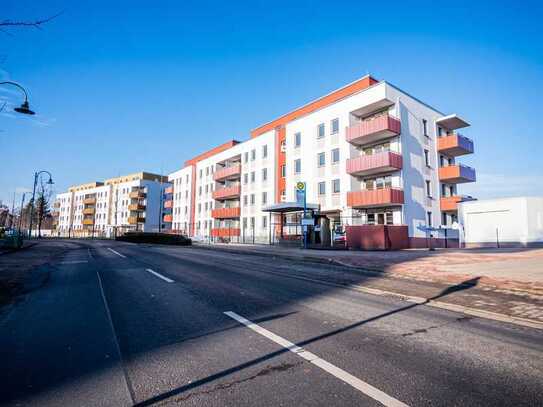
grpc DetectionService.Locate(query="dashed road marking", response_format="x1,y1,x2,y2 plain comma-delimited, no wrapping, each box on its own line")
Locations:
145,268,174,283
108,248,127,258
224,311,409,407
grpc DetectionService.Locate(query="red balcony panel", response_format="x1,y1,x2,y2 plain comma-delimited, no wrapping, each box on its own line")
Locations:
164,186,174,194
346,151,402,177
211,207,241,219
211,227,241,237
164,200,173,209
346,115,401,145
212,185,241,200
214,164,241,181
438,165,476,184
347,188,404,208
437,134,474,156
163,214,173,222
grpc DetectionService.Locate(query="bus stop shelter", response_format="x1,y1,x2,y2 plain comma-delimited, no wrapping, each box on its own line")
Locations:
262,202,319,245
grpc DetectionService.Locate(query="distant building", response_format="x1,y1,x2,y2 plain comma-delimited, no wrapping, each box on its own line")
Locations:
52,172,170,238
458,197,543,247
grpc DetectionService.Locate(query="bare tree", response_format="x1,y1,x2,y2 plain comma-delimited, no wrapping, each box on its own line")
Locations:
0,13,62,30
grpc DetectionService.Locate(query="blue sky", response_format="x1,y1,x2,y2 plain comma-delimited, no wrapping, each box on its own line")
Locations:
1,0,542,206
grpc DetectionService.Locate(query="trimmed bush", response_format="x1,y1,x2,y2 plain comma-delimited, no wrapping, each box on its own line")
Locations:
115,232,191,246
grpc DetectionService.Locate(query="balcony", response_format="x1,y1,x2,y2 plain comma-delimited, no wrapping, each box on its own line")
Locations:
83,207,95,215
83,197,96,205
346,114,401,145
440,195,475,212
347,188,404,208
211,227,241,238
214,164,241,181
82,218,94,225
212,207,241,219
129,191,146,199
346,151,402,177
53,202,61,208
212,185,241,200
128,216,145,224
164,186,174,194
163,214,173,223
128,204,146,211
163,200,173,209
437,134,474,156
439,165,476,183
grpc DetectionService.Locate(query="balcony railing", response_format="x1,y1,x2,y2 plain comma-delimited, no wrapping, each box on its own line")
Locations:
128,204,146,211
211,227,241,237
439,164,476,183
164,186,174,194
211,207,241,219
212,185,241,200
214,164,241,181
346,151,402,177
437,134,474,156
163,214,173,223
82,218,94,225
347,187,404,208
128,216,145,224
129,191,146,199
83,207,95,215
346,114,401,145
440,195,475,212
83,197,96,205
164,200,173,209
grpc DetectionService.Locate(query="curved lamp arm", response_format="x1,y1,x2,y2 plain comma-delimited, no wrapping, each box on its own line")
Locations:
0,81,29,102
0,81,34,115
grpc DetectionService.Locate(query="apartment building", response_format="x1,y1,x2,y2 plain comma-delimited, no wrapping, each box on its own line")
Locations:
52,172,169,237
165,74,475,248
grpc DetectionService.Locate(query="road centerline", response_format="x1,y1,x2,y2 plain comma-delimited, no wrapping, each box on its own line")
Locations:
224,311,409,407
145,268,174,283
108,248,127,258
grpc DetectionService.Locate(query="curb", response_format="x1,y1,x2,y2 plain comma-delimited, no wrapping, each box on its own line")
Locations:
191,243,543,330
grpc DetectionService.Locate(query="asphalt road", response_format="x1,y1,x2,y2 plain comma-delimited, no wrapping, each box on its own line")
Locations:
0,240,542,406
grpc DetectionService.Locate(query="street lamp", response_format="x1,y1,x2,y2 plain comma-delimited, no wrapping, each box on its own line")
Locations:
0,81,35,115
28,170,54,239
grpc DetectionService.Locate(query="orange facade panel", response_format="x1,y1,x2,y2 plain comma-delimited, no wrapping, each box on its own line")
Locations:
347,188,404,208
211,207,241,219
437,134,474,156
212,185,241,200
185,140,241,167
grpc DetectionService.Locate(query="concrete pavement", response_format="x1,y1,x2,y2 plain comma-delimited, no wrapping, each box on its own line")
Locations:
1,240,542,406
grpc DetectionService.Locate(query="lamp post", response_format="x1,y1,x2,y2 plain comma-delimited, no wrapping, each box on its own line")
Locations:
28,170,54,239
0,81,36,115
17,192,28,237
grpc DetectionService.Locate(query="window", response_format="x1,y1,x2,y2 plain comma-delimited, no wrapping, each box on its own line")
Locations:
244,152,248,163
205,167,209,176
198,186,202,196
243,217,247,228
442,212,448,226
262,216,267,228
244,173,248,184
243,195,248,205
426,180,432,197
294,132,301,147
331,118,339,134
424,149,430,167
332,179,340,193
262,168,268,181
262,191,268,204
281,165,286,177
205,184,209,193
262,145,268,158
250,171,255,183
317,123,325,139
331,148,340,164
198,203,201,213
422,119,428,137
199,169,203,178
250,217,255,227
317,152,325,167
367,213,375,225
318,181,326,195
251,149,256,161
427,211,432,227
294,159,301,174
250,194,255,205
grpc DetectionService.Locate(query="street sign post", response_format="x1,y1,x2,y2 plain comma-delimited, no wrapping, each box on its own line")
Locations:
296,182,308,249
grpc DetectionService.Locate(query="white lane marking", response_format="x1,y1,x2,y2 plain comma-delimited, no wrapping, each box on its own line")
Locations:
145,268,174,283
108,248,127,258
224,311,409,407
60,260,88,264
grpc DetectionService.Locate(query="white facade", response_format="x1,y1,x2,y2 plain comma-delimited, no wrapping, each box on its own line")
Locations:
165,75,476,247
459,197,543,247
53,172,169,237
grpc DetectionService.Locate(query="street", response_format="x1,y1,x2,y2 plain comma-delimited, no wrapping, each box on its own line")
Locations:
1,240,542,406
